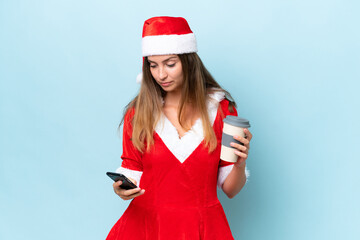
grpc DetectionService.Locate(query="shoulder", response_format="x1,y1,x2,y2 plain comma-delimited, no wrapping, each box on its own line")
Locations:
124,107,135,123
207,89,238,124
219,98,237,117
122,107,136,136
207,88,237,117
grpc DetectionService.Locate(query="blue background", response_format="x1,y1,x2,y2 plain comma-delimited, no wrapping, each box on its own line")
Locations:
1,0,359,239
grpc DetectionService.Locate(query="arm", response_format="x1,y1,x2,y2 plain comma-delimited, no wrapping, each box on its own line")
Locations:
222,128,252,199
113,108,145,200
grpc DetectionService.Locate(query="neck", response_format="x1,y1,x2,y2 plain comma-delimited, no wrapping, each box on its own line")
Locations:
164,89,182,108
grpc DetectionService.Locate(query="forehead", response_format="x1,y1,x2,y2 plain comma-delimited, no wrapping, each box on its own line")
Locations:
147,54,179,63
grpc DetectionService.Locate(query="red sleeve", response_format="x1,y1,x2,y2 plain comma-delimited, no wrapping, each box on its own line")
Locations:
120,108,143,171
219,98,238,118
219,99,238,167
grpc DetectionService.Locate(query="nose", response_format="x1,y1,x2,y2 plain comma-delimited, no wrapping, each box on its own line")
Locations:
158,66,167,81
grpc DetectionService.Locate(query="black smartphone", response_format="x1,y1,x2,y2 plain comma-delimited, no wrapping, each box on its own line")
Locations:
106,172,137,190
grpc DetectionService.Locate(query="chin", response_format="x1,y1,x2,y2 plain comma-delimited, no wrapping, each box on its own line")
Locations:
164,87,180,93
161,85,174,91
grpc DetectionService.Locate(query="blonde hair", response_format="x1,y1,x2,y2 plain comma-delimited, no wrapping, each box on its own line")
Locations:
121,53,236,153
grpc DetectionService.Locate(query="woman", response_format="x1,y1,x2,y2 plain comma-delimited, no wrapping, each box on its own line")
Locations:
107,16,253,240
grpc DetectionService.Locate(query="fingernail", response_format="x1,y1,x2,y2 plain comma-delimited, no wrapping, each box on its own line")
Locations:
230,142,235,147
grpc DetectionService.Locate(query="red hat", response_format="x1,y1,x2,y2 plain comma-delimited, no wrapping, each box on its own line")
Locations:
142,16,198,56
136,16,197,83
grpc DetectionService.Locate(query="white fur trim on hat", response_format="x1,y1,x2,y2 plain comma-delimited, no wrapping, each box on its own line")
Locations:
142,33,197,57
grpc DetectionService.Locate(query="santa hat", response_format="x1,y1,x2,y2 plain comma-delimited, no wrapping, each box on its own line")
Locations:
136,16,198,83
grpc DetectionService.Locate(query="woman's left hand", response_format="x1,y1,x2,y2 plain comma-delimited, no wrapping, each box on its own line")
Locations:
230,128,253,168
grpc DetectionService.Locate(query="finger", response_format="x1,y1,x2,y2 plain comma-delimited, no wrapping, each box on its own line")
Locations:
244,128,253,141
121,196,132,201
127,177,137,185
234,150,248,159
116,188,138,198
234,135,250,146
113,181,125,195
122,187,142,197
113,181,123,189
230,142,247,152
128,189,145,198
121,189,145,200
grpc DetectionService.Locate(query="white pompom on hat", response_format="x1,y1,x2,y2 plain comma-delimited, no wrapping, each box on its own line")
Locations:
136,72,143,84
137,16,198,83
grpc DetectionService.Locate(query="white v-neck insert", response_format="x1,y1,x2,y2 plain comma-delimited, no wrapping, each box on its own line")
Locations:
155,91,225,163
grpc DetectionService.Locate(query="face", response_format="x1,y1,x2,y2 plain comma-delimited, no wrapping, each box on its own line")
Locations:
147,55,184,93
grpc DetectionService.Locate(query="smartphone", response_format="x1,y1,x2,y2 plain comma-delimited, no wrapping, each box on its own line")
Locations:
106,172,137,190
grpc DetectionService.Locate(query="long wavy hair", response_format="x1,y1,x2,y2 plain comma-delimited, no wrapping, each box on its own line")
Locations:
120,53,236,153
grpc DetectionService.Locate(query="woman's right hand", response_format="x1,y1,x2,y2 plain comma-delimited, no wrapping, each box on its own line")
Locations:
112,178,145,200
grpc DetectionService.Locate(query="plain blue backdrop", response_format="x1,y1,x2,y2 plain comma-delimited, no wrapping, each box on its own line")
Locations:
1,0,359,239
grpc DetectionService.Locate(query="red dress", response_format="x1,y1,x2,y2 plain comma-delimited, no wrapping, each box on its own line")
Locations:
107,94,245,240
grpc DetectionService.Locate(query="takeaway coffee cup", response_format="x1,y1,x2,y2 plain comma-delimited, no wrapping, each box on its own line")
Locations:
220,116,251,163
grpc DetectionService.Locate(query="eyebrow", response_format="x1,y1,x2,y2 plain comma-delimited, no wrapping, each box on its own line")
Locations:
148,57,177,64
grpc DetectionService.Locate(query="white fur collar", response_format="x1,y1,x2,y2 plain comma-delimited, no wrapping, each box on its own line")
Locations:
155,91,225,163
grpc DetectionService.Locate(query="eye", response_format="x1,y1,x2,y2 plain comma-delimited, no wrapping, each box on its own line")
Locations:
150,65,157,68
167,63,175,67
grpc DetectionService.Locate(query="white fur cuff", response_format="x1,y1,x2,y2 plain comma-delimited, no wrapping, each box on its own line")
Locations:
115,167,143,187
217,165,250,188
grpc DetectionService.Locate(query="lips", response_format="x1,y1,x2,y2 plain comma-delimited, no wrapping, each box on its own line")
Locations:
160,81,173,87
